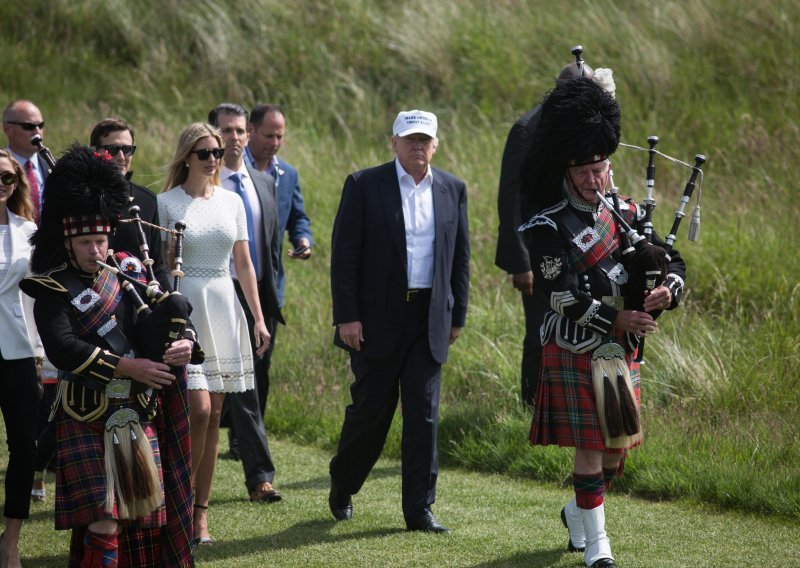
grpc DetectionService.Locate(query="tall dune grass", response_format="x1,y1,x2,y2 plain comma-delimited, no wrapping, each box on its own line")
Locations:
1,0,797,516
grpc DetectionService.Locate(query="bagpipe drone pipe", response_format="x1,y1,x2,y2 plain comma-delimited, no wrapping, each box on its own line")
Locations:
603,139,706,362
98,208,195,367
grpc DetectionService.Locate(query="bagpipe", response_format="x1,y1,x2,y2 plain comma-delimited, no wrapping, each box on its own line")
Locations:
93,208,196,519
590,143,705,448
97,207,194,365
600,139,706,362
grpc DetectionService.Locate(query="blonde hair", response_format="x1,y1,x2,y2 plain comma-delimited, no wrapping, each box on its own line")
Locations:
0,149,34,221
163,122,223,191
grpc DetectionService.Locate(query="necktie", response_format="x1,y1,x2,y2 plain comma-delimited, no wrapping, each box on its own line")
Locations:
25,160,41,223
268,162,279,189
230,173,260,277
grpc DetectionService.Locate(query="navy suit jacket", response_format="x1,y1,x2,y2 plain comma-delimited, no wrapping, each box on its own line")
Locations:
244,163,284,325
244,147,312,307
272,157,312,306
330,160,470,364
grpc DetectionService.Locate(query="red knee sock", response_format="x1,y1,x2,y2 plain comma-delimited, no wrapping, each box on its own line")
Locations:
573,471,605,510
80,530,118,568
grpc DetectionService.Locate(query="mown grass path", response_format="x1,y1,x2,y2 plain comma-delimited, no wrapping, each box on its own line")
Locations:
17,438,799,567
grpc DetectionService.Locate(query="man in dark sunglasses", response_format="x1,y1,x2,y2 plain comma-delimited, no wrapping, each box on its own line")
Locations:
2,99,49,219
89,118,171,290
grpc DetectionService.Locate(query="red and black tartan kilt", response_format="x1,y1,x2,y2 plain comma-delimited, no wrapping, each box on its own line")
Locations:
154,366,194,567
54,407,167,531
530,340,641,453
68,526,162,568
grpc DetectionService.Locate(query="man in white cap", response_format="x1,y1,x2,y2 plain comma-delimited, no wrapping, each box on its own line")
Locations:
328,109,470,533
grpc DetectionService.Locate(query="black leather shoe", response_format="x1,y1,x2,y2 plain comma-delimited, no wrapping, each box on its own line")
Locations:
328,484,353,521
405,509,450,533
590,559,616,567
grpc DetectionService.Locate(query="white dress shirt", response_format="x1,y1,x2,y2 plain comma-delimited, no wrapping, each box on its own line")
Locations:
395,159,435,289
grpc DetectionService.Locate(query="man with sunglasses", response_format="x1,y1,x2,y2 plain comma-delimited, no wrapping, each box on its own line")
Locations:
2,99,49,220
89,118,171,290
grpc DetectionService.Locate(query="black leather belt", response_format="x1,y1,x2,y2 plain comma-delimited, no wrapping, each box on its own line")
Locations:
405,288,431,302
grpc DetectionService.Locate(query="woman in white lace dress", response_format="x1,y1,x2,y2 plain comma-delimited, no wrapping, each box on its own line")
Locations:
158,123,269,545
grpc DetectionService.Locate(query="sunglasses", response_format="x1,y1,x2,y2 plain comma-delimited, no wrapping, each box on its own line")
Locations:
6,121,45,131
0,171,18,186
98,144,137,157
191,147,225,160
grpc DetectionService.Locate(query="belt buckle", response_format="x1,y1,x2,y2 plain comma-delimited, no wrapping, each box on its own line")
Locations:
405,289,418,302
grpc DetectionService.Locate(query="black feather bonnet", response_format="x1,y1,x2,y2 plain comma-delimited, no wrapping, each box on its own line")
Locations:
520,78,621,210
30,143,130,273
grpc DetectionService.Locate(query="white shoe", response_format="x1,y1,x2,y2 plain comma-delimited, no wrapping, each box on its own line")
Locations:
561,498,586,552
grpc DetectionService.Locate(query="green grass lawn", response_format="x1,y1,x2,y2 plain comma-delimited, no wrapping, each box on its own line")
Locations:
15,437,800,567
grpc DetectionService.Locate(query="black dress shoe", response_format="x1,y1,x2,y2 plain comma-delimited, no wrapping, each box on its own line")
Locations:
328,484,353,521
405,509,450,533
590,559,616,567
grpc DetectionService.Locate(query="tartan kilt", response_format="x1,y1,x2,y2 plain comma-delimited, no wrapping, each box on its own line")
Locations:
54,404,167,531
155,366,194,567
530,337,641,452
68,526,163,568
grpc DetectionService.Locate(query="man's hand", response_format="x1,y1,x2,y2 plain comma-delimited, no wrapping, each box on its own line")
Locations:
511,271,534,296
338,321,363,351
449,326,462,345
162,339,193,367
115,357,176,389
642,284,672,313
288,237,312,260
613,310,657,337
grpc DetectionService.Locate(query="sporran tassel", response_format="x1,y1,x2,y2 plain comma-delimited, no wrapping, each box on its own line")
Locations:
129,422,162,518
103,408,162,519
617,373,640,435
603,375,623,438
104,425,134,518
592,342,643,449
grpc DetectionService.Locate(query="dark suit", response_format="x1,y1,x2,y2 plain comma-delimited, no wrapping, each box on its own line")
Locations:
329,160,469,518
494,106,546,406
10,152,50,219
224,164,285,492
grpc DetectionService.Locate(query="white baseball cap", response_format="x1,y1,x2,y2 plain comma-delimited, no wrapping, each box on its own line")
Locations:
392,110,438,138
